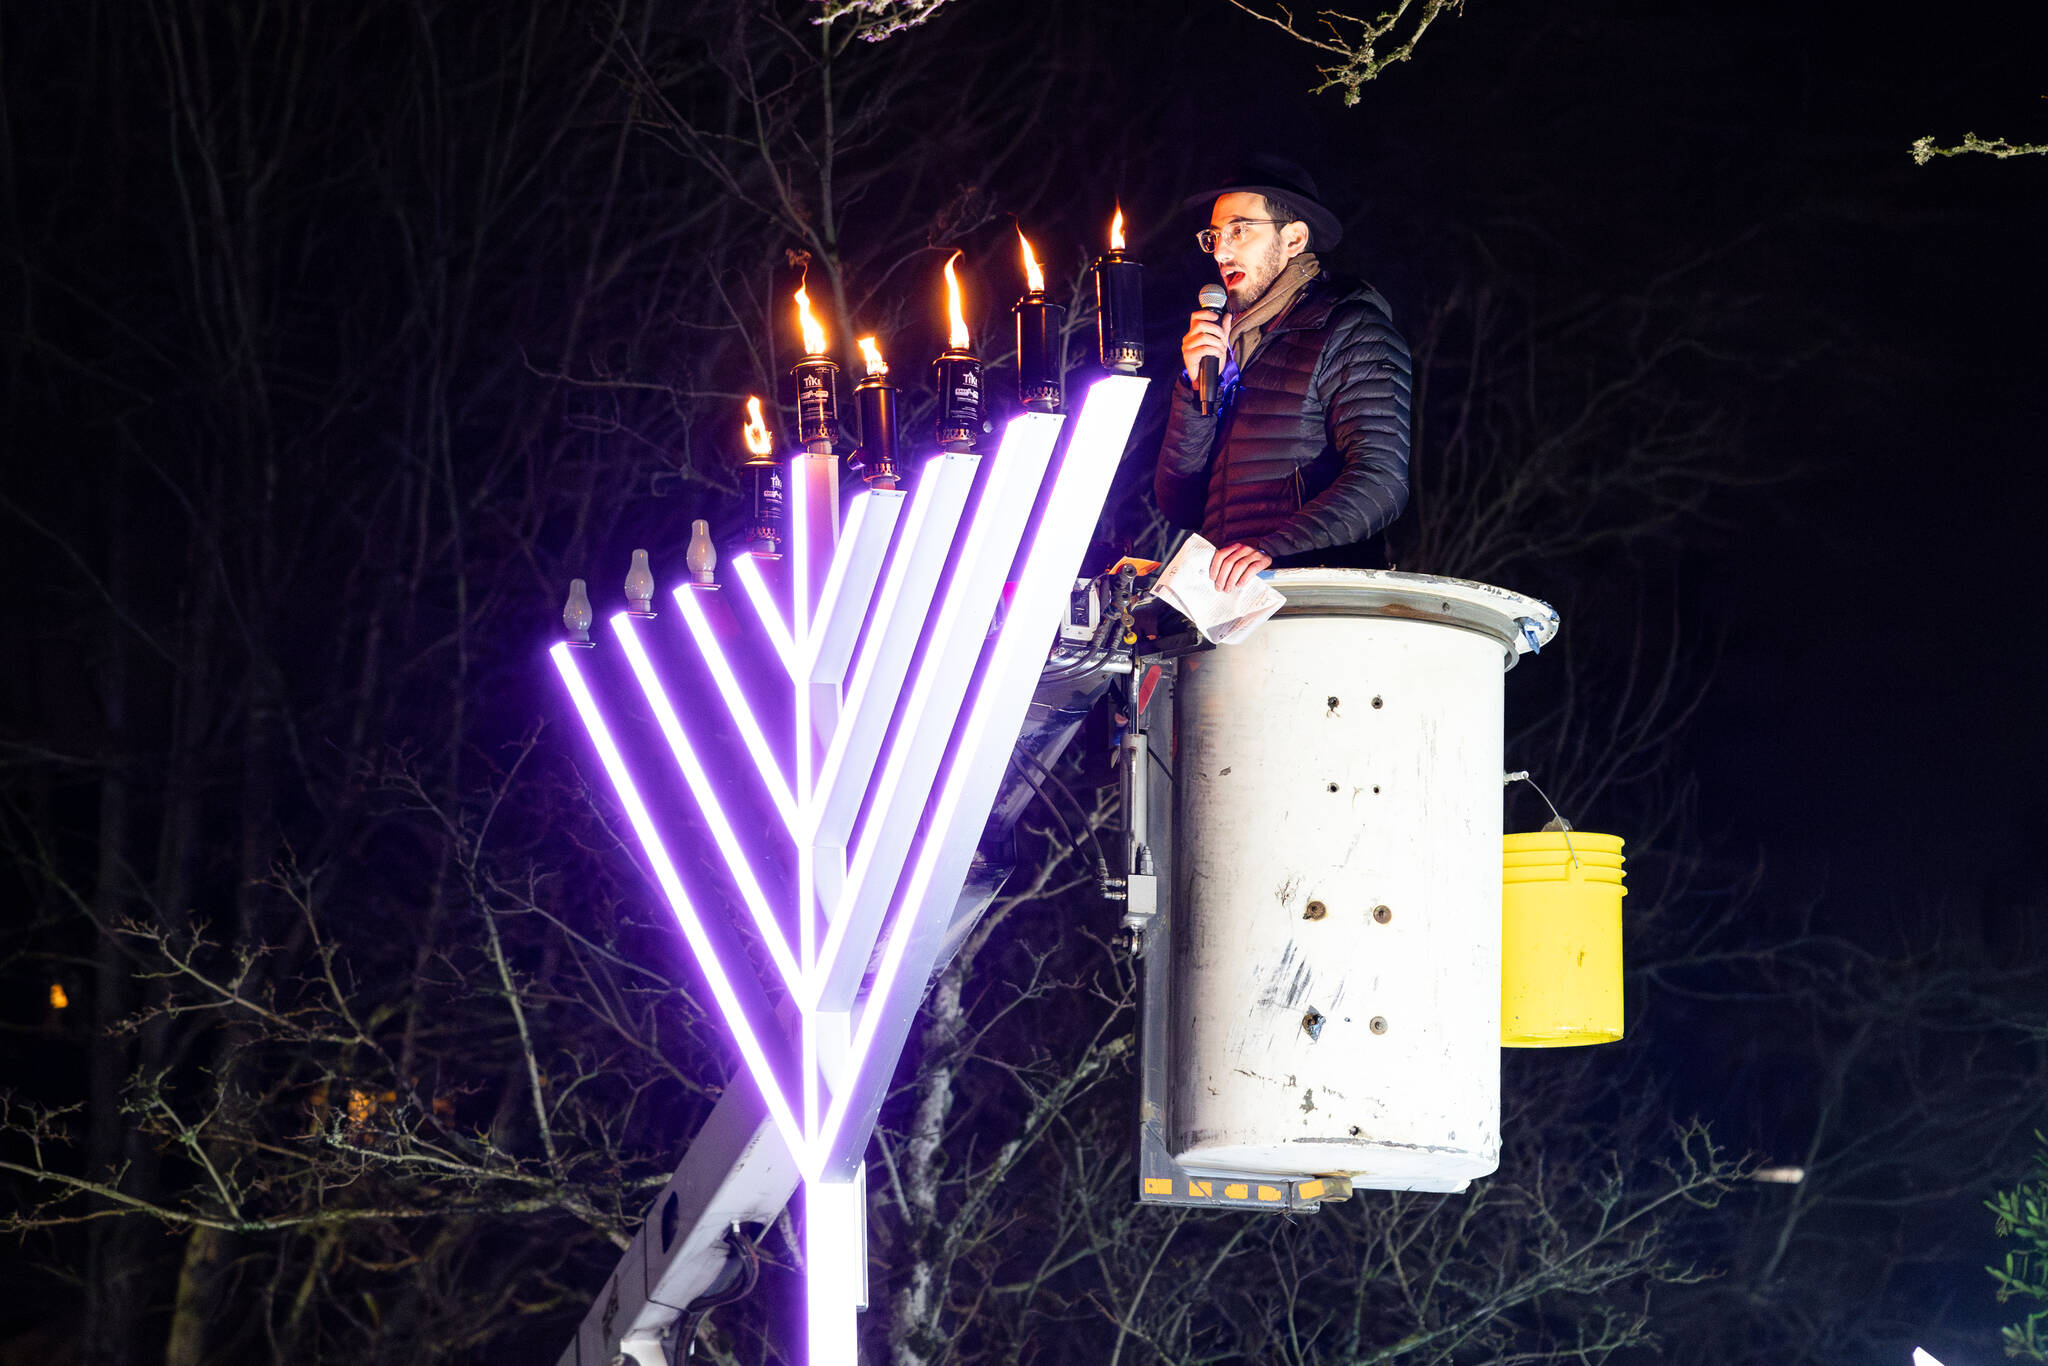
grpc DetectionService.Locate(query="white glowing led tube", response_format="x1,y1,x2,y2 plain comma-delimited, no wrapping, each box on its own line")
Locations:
805,489,903,688
806,413,1065,1013
816,377,1147,1176
730,553,796,677
549,642,806,1160
805,452,978,850
672,583,798,833
610,615,802,994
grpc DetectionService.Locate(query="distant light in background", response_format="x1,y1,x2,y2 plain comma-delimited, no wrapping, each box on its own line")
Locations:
1750,1165,1805,1184
348,1089,375,1125
48,983,68,1010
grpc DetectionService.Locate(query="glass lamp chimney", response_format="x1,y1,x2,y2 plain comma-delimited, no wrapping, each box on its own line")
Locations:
562,578,594,646
686,519,717,586
624,549,656,617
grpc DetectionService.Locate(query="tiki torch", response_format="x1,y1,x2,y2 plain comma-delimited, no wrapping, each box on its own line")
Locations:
791,283,840,455
739,395,784,557
853,337,900,489
1013,229,1064,413
932,251,983,451
790,281,841,574
1093,205,1144,373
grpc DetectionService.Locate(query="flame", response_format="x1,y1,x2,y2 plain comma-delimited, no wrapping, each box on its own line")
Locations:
742,396,774,457
1110,205,1126,251
856,336,888,377
943,251,970,351
49,983,68,1010
1018,228,1045,294
794,284,828,356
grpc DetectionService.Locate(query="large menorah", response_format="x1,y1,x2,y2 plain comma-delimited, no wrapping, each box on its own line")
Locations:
551,374,1146,1363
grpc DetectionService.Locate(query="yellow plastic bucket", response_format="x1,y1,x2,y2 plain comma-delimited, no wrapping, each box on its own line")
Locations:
1501,832,1625,1047
1503,848,1625,869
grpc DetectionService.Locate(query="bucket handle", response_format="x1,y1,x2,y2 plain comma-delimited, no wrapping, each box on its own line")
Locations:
1503,770,1579,868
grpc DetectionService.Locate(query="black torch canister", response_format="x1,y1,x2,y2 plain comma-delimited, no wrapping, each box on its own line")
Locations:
1014,297,1065,412
791,354,839,453
1093,207,1144,373
1014,229,1064,413
739,396,784,556
934,251,983,451
853,337,899,489
932,349,983,451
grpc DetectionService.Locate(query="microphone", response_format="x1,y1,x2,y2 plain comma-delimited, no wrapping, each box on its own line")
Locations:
1195,284,1227,416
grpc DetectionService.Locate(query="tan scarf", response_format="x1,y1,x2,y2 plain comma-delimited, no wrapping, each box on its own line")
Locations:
1229,252,1321,373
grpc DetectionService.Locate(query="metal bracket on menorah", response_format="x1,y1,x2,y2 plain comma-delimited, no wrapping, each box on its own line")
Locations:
551,374,1147,1365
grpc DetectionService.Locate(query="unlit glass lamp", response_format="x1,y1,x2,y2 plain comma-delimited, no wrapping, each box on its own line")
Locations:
686,519,717,586
562,578,595,647
624,549,656,617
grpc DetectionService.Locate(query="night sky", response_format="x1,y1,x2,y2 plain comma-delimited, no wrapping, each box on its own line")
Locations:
4,0,2046,1362
1323,1,2048,923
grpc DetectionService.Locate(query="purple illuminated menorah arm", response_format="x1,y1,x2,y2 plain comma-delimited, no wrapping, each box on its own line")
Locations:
549,642,807,1160
608,614,802,994
806,410,1065,1013
547,375,1146,1191
813,374,1148,1178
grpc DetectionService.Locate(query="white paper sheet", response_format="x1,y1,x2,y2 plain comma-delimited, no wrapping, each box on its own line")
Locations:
1153,533,1286,645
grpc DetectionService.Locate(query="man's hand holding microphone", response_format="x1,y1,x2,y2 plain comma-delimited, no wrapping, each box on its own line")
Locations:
1182,285,1273,591
1183,283,1231,417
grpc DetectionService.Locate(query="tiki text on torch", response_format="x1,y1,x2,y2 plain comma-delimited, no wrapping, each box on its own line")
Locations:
1013,229,1064,414
791,283,840,455
933,252,983,451
854,337,899,489
740,395,784,556
1093,205,1144,373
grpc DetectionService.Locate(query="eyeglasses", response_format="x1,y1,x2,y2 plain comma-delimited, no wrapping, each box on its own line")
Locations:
1196,219,1292,253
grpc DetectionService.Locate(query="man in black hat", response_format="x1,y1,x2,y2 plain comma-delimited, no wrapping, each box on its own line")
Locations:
1155,157,1412,590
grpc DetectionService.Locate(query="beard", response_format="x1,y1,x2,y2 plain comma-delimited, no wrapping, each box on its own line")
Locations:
1226,236,1288,312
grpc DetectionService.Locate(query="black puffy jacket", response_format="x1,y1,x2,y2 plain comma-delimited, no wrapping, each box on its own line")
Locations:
1154,275,1412,565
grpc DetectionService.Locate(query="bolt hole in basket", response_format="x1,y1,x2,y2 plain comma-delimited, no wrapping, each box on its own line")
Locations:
1500,831,1625,1046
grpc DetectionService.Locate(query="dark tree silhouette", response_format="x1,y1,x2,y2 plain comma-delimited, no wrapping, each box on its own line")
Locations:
4,3,2039,1365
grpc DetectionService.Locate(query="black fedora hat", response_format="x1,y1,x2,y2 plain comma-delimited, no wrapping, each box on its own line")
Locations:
1183,155,1343,250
